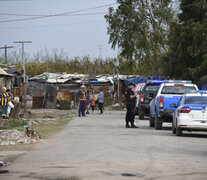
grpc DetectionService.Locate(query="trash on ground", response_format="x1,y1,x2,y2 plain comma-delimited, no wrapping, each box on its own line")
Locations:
0,129,49,146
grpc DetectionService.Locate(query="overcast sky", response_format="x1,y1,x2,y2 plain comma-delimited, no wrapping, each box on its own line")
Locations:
0,0,118,59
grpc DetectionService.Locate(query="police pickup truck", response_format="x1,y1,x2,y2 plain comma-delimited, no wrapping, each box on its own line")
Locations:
149,80,198,129
138,80,164,119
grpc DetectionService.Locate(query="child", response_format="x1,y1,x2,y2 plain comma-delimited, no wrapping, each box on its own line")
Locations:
90,94,96,114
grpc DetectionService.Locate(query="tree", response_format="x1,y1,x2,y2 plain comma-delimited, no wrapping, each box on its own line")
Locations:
105,0,173,77
161,0,207,86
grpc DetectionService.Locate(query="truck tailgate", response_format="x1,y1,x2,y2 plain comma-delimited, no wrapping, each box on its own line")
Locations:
162,95,181,110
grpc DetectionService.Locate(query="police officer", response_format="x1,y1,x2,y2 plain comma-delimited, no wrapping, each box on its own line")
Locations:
77,85,86,117
125,83,138,128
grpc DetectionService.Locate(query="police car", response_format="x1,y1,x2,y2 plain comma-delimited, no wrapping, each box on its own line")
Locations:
150,80,198,129
172,90,207,136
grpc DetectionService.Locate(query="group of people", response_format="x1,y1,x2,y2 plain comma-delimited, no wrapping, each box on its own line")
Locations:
0,87,14,119
77,85,104,117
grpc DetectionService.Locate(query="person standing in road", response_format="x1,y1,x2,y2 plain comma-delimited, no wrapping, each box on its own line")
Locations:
86,91,91,114
0,87,11,119
98,89,104,114
125,83,138,128
77,85,86,117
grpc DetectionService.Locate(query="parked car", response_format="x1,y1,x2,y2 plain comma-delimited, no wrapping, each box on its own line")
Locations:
172,90,207,136
138,80,164,119
149,80,198,129
133,83,146,115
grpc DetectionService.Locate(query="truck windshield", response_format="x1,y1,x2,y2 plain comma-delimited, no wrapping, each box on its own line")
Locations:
161,86,196,94
185,96,207,104
145,85,159,92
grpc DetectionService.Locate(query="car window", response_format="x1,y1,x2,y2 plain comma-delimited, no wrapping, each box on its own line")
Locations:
184,96,207,104
145,85,160,92
161,86,196,94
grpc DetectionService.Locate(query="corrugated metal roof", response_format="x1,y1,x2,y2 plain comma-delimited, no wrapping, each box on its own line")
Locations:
0,67,14,76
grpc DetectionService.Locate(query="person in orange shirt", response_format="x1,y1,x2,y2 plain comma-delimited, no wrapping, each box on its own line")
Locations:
90,94,96,114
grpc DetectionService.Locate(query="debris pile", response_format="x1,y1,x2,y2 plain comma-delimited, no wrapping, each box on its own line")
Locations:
0,129,42,146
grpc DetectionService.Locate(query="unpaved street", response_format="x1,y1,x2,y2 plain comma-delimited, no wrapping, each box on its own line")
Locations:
2,111,207,180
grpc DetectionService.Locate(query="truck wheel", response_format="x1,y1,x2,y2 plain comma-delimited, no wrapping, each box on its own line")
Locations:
155,115,162,130
139,109,144,120
172,122,176,134
176,126,182,136
149,117,155,127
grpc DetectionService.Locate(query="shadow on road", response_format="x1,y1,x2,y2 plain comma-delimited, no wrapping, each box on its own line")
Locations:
182,133,207,138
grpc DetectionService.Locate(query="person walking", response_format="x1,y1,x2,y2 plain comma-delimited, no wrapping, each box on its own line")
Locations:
125,83,138,128
98,89,104,114
77,85,86,117
0,87,11,119
90,94,96,114
86,91,91,114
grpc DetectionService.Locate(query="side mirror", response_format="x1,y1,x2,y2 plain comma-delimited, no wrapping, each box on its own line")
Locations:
170,103,177,108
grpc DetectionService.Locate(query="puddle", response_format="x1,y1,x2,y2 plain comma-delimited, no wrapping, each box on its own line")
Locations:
109,172,144,177
0,170,8,174
42,166,75,169
42,178,80,180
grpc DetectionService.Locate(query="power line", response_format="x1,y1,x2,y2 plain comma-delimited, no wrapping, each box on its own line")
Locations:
0,12,107,17
0,20,103,30
0,3,117,23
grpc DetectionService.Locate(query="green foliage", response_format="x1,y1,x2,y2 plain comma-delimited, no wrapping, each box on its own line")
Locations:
105,0,173,77
161,0,207,86
0,119,28,129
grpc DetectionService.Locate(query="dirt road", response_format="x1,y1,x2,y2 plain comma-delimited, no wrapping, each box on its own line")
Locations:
2,111,207,180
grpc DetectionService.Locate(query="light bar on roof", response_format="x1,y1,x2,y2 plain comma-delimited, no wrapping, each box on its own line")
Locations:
163,80,192,83
196,90,207,94
147,80,164,84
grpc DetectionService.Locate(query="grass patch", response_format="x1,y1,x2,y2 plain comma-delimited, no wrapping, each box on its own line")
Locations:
0,119,28,129
32,116,72,138
0,115,73,151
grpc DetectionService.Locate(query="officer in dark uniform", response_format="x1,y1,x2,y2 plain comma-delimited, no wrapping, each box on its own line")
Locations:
125,83,138,128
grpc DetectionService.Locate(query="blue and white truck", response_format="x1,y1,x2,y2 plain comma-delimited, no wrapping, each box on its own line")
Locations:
149,80,198,129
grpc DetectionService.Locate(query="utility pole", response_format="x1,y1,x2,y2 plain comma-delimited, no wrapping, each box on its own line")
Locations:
0,45,14,64
99,45,102,59
13,41,32,113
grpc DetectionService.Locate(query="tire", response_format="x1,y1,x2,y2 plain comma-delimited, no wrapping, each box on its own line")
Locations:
176,126,183,136
149,116,155,127
172,122,176,134
155,113,162,130
139,109,144,120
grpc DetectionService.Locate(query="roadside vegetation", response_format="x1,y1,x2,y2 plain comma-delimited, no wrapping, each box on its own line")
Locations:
0,1,206,86
0,115,72,151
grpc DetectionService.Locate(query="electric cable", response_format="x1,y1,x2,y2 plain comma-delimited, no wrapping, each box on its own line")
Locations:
0,3,117,23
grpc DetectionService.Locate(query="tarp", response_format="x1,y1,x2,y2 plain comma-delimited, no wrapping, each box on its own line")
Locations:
0,67,14,76
124,77,148,86
124,76,168,86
